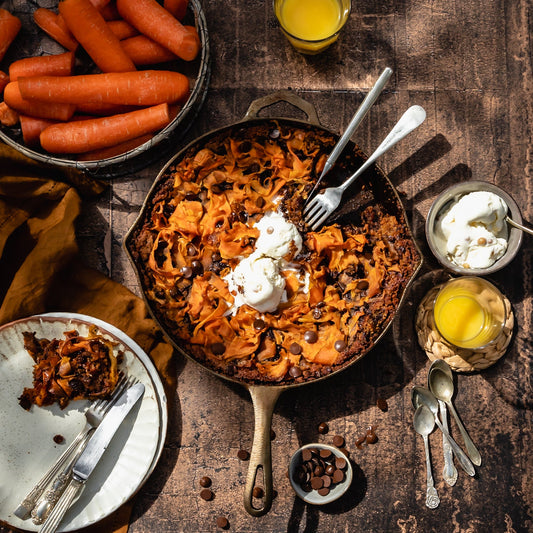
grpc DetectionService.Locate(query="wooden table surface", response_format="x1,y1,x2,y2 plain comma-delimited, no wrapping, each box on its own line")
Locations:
3,0,533,532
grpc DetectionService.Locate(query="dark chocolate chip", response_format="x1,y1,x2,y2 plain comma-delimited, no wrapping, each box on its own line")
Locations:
357,280,369,290
53,434,64,444
332,469,345,484
252,486,264,499
317,422,329,434
187,244,197,256
301,449,312,462
304,330,318,344
318,487,331,497
312,308,323,319
289,342,302,355
332,435,345,448
216,516,229,529
325,464,335,476
321,475,332,488
376,398,388,412
253,318,266,330
200,488,213,501
211,342,226,355
310,476,324,490
191,260,204,275
237,449,250,461
319,448,332,460
335,457,347,470
289,366,302,378
181,266,193,279
334,339,346,352
199,476,212,487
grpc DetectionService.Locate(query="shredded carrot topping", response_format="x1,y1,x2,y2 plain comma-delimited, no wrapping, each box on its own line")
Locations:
130,122,420,383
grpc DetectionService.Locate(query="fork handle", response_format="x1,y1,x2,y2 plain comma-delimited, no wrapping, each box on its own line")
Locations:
339,105,426,193
31,429,94,525
39,477,85,533
13,428,90,520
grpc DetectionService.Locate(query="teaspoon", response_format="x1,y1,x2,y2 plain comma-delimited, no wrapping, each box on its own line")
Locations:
505,215,533,236
428,368,482,466
413,405,440,509
428,360,458,486
411,386,475,476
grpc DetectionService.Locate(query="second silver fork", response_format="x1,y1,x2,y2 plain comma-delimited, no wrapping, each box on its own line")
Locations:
304,105,426,230
13,373,129,521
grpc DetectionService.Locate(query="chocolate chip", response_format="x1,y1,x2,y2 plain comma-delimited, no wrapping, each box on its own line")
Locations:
318,487,330,496
253,318,266,330
312,308,323,319
301,449,313,462
216,516,229,529
332,469,345,484
325,463,335,476
191,260,203,275
314,464,324,476
270,429,276,440
335,457,347,470
289,342,302,355
256,196,266,208
366,426,378,444
334,339,346,352
318,422,329,434
199,476,212,488
321,475,332,488
289,365,302,378
319,448,332,460
356,280,369,290
211,342,226,355
304,330,318,344
310,476,324,490
200,488,213,501
237,449,250,461
252,486,264,499
332,435,345,448
53,434,64,444
187,244,197,256
376,398,388,412
181,266,193,279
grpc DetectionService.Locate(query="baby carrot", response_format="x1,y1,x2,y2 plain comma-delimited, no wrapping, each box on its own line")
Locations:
9,52,75,81
59,0,136,73
4,81,76,121
19,70,190,105
107,19,138,40
0,8,22,63
40,103,170,153
33,8,79,51
20,115,58,147
0,101,19,126
77,133,153,160
116,0,200,61
0,70,8,93
164,0,188,21
121,35,178,65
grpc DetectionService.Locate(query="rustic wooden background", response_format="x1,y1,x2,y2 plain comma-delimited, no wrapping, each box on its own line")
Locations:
2,0,532,532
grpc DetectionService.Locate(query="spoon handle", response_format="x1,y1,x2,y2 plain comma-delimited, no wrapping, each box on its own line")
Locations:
506,215,533,236
439,400,458,486
422,434,440,509
447,401,482,466
433,416,476,476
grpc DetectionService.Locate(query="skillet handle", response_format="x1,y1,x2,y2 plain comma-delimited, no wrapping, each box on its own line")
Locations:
243,90,321,126
243,386,283,517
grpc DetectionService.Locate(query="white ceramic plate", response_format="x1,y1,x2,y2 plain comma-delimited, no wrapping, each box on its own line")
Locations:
0,313,168,532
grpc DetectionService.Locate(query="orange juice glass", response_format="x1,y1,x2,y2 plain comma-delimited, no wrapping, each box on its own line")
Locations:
433,276,507,350
274,0,351,54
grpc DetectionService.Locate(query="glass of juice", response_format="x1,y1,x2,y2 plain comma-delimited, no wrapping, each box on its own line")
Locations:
273,0,351,55
432,276,507,350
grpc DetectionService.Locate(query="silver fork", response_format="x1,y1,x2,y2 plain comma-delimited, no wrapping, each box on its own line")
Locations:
303,105,427,230
14,373,128,521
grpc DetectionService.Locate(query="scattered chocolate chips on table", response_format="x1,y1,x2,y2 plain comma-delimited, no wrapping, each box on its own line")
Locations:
216,516,229,529
237,449,250,461
317,422,329,434
199,476,212,488
53,434,64,444
200,488,214,501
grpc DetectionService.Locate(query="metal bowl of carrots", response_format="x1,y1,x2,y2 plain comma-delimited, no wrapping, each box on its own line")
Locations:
0,0,210,177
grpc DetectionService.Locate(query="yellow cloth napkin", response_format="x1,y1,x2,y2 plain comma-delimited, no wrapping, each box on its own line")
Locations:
0,143,176,533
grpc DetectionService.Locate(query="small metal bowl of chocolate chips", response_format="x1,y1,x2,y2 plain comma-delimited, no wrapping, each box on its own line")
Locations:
288,443,353,505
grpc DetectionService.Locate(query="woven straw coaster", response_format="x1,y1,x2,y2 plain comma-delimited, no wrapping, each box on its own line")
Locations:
415,285,514,372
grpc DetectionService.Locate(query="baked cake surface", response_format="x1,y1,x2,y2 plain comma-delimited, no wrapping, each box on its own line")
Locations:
128,121,420,384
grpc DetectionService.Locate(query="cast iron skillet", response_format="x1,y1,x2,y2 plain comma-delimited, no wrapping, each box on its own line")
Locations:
124,91,423,516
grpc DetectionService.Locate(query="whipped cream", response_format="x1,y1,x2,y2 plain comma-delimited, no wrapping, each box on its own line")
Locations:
224,211,303,313
438,191,508,269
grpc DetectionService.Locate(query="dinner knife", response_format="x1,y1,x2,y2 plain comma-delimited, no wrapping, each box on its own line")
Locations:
38,382,145,533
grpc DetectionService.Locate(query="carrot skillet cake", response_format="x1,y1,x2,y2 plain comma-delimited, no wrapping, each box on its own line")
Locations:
128,121,420,384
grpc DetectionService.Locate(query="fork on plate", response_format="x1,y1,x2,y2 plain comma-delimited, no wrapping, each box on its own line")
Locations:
303,105,426,231
14,373,130,521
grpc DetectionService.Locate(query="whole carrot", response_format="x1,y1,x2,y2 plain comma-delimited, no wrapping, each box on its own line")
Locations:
40,103,170,153
107,19,138,40
33,8,79,51
20,115,58,147
164,0,188,20
77,133,153,160
9,52,75,81
121,35,178,65
4,81,76,121
116,0,200,61
0,8,22,62
59,0,136,72
0,70,8,93
18,70,190,106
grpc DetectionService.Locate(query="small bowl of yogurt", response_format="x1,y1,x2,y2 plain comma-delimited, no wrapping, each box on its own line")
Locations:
426,181,523,275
